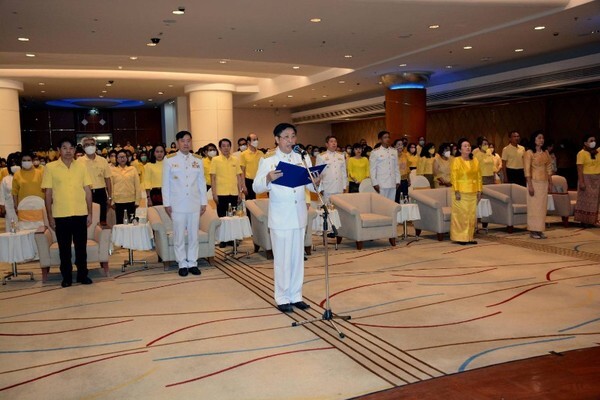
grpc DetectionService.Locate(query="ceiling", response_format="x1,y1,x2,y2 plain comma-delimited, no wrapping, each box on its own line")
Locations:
0,0,599,121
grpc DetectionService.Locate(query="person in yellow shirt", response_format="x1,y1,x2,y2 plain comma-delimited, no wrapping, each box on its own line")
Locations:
203,143,218,190
395,140,410,200
574,134,600,226
433,143,453,188
347,143,370,193
78,137,112,224
406,142,419,170
473,136,496,185
11,153,44,208
450,138,482,245
111,150,141,225
240,133,264,200
41,138,93,287
501,130,526,186
416,142,436,187
144,144,166,206
210,138,245,219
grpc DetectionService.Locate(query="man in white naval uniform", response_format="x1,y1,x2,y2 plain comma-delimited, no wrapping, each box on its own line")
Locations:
162,131,208,277
253,123,320,313
369,130,400,201
315,135,348,204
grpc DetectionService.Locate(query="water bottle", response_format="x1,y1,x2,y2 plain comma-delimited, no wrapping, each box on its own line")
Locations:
10,218,17,234
241,199,246,216
227,203,232,217
123,209,129,225
399,194,405,204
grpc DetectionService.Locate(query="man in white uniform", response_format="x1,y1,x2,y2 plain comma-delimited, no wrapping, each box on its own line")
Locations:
253,123,320,313
369,130,400,201
316,135,348,204
162,131,208,277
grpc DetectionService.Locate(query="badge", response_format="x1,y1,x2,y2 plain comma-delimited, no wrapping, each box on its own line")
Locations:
173,175,178,180
192,161,199,168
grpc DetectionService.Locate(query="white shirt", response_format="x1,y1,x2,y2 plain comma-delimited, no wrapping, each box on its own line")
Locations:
162,151,208,213
369,146,400,188
316,150,348,195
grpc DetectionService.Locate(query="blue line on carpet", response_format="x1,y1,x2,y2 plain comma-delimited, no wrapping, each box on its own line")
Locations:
340,293,444,314
576,283,600,287
558,317,600,332
458,336,575,372
0,339,142,353
153,338,322,362
418,277,535,286
0,299,124,320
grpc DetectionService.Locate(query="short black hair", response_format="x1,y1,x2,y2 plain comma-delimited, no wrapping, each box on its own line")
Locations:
456,138,473,159
56,137,76,149
476,136,488,147
218,138,232,148
273,123,296,137
175,130,192,140
508,130,519,138
325,135,336,143
377,130,390,140
237,137,247,145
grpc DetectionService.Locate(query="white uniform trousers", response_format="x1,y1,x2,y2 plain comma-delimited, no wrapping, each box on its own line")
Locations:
171,211,200,269
379,187,396,201
270,227,305,305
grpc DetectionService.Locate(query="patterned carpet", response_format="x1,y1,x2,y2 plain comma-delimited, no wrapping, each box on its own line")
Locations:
1,221,599,399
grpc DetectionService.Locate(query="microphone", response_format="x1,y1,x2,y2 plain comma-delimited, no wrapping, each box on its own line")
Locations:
293,145,307,156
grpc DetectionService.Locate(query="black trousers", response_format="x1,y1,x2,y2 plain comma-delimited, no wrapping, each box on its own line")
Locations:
506,168,526,186
216,195,239,217
349,182,360,193
91,188,108,223
115,202,136,225
245,178,256,200
149,188,163,206
54,215,88,283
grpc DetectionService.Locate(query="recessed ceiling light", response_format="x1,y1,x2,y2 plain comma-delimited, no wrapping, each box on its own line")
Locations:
18,37,29,41
117,65,123,69
463,46,472,50
168,84,173,87
287,95,293,98
25,53,35,57
445,65,453,69
40,90,45,93
106,83,112,87
148,98,153,101
268,99,274,102
429,25,440,29
219,60,227,64
338,80,345,84
253,104,257,107
172,7,185,15
101,90,107,93
399,63,407,67
254,48,264,52
147,42,157,47
99,95,104,98
310,18,322,23
292,66,300,69
344,54,353,58
480,57,492,62
38,82,45,86
129,56,138,60
158,91,164,95
534,26,545,30
515,48,524,52
322,95,328,98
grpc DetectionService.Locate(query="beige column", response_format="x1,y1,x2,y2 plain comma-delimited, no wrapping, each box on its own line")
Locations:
185,83,234,151
0,79,24,156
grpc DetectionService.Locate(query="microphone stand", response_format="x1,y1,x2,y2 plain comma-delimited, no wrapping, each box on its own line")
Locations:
291,150,351,339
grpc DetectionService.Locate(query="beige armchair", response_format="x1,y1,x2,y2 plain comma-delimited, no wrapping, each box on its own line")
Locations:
245,199,317,259
34,202,111,282
147,205,221,270
482,183,528,233
409,188,452,241
549,175,577,227
330,193,401,250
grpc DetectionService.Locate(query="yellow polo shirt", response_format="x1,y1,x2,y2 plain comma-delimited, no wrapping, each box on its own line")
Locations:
77,155,112,189
203,158,212,185
407,153,419,169
501,144,525,169
11,168,44,204
41,159,92,218
347,156,370,183
239,148,264,180
473,149,495,177
576,149,600,174
112,166,141,204
143,160,163,189
210,155,242,196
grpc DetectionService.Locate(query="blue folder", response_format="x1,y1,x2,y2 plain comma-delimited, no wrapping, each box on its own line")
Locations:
272,162,326,188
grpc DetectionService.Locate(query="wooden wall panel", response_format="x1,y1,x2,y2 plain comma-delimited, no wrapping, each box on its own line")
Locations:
331,117,385,147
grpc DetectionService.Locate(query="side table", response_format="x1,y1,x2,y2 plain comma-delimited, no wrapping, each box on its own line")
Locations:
397,203,421,240
0,230,36,284
216,216,252,257
112,223,154,272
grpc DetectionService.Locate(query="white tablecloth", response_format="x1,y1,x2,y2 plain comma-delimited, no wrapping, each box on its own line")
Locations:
477,198,492,218
312,208,341,232
216,216,252,242
547,194,555,211
0,229,37,263
112,223,154,251
397,203,420,223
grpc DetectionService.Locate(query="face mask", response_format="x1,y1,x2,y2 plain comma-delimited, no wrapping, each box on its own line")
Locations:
313,151,319,157
239,145,247,151
21,161,33,169
207,150,217,157
110,157,116,164
33,160,40,166
40,161,46,166
140,156,148,162
10,166,21,174
251,140,259,148
588,141,596,149
481,145,489,152
419,140,425,146
428,148,436,155
443,151,451,158
84,146,96,155
346,148,352,154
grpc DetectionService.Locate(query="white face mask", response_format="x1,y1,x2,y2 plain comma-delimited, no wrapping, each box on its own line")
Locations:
10,166,21,174
21,161,33,169
313,151,319,157
239,145,247,151
251,140,259,148
419,140,425,146
84,145,96,155
588,141,596,149
443,151,451,158
207,150,217,158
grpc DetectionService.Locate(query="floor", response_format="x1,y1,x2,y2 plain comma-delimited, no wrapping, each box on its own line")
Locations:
0,218,599,399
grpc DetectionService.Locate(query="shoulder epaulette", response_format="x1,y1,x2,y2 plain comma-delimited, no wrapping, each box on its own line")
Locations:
192,154,202,159
264,150,277,158
166,153,177,158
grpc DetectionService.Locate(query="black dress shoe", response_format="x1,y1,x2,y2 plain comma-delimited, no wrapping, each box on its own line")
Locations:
467,241,478,245
456,241,467,246
178,268,189,277
277,303,293,313
219,242,227,248
61,280,72,288
292,301,311,310
76,277,93,284
189,267,201,276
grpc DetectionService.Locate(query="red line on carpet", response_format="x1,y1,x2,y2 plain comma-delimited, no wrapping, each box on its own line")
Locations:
165,347,335,387
0,287,62,301
0,350,147,392
0,319,132,336
486,283,557,308
121,279,202,294
319,280,411,308
392,267,497,278
354,311,501,328
442,243,498,254
546,265,588,281
146,313,280,347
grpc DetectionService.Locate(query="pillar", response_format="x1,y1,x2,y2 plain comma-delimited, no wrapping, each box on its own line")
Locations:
185,83,234,151
381,73,430,143
0,79,24,156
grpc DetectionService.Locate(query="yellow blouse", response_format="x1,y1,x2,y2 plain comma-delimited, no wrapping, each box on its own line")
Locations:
407,153,419,169
524,150,553,181
11,167,44,204
433,156,452,187
347,156,370,183
398,152,409,180
451,157,482,193
203,157,212,185
416,156,434,175
143,160,163,189
111,166,141,204
473,149,496,177
576,149,600,174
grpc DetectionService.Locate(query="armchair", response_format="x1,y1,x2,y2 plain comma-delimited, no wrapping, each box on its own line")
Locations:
409,187,452,241
245,199,317,259
481,183,528,233
34,202,111,282
330,193,401,250
147,205,221,270
549,175,577,227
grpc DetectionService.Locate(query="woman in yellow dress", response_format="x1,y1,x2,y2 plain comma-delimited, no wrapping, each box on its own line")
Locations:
393,139,410,200
473,136,496,185
406,143,419,171
202,143,218,190
574,134,600,227
144,144,166,206
524,131,553,239
417,142,436,188
433,143,452,188
111,150,141,225
347,143,369,193
450,138,482,245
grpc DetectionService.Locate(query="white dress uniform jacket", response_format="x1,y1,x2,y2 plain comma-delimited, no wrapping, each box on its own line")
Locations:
316,150,348,200
162,151,208,212
369,146,401,189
